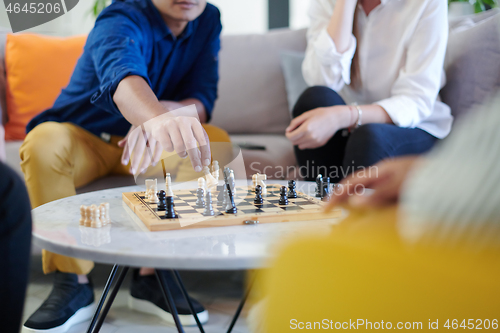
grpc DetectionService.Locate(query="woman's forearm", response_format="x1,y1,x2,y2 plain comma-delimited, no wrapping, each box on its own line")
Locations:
327,0,358,53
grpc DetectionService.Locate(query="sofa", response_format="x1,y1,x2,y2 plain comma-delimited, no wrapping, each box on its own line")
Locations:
2,8,500,192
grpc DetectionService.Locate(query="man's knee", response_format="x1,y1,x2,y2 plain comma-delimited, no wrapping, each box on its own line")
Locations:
292,86,345,118
20,122,73,165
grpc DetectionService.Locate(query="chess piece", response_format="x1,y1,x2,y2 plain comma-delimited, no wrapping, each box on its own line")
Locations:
85,206,92,227
279,186,289,205
204,166,218,191
321,177,331,201
315,174,323,197
145,179,158,202
195,188,205,208
203,190,215,216
287,180,297,199
225,184,237,214
212,160,219,181
198,177,206,192
99,204,106,226
165,196,178,219
217,186,225,206
104,202,110,225
254,185,264,204
253,173,267,194
80,205,86,226
90,204,102,228
165,173,173,197
157,190,167,211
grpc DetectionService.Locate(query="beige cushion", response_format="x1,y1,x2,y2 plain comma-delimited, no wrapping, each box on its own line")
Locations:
230,134,297,179
211,28,307,135
441,9,500,120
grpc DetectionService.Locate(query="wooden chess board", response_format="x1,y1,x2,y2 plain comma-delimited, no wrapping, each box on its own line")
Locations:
122,184,341,231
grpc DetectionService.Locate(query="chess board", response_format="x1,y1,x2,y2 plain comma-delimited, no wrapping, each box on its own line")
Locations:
122,184,341,231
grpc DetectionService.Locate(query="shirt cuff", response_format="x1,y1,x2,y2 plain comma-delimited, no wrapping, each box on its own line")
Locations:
312,28,357,84
91,67,151,115
375,96,419,128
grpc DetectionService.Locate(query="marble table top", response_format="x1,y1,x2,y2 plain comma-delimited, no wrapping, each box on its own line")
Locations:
32,180,343,270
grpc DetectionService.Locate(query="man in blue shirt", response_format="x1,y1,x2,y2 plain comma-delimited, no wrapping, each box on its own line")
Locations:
21,0,231,331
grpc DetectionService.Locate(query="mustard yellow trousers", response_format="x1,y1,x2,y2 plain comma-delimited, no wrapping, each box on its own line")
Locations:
20,122,232,275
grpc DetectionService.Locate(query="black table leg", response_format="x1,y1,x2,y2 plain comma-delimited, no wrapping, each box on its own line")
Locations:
172,270,205,333
226,276,255,333
156,270,185,333
86,264,119,333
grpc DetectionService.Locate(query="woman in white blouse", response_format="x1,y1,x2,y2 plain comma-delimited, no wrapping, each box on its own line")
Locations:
286,0,453,182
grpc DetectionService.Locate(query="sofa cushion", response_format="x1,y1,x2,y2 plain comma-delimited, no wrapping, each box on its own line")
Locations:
230,134,297,179
211,28,307,135
4,34,86,140
281,51,307,113
441,9,500,120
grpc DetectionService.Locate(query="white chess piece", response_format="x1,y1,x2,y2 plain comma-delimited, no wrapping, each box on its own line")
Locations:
99,204,106,226
104,202,110,225
145,179,157,201
203,166,218,191
212,160,219,181
165,173,173,197
198,177,206,191
253,173,267,194
80,205,87,226
147,179,158,203
90,204,102,228
85,206,92,227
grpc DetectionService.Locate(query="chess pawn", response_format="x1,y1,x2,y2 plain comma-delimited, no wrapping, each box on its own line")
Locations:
279,186,289,205
99,204,106,226
148,181,158,203
212,160,219,180
315,174,323,197
104,202,110,225
85,206,92,227
203,190,215,216
80,205,87,226
90,204,102,228
195,188,205,208
288,180,298,199
157,190,167,211
254,185,264,204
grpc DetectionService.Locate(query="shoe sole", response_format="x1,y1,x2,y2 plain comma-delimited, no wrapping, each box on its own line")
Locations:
23,302,97,333
128,295,208,326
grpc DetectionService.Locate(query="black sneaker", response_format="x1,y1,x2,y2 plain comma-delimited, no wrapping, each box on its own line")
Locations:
24,272,95,333
129,270,208,326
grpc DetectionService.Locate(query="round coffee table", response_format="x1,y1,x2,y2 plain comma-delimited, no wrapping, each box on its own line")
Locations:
32,180,340,333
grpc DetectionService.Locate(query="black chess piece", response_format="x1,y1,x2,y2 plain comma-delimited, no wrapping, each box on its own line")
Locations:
254,185,264,204
279,186,288,205
225,184,237,214
315,174,323,197
195,188,205,208
287,180,297,199
157,190,167,211
203,191,215,216
165,196,178,218
321,177,331,201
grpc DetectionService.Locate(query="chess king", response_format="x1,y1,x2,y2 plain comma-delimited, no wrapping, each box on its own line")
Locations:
20,0,231,331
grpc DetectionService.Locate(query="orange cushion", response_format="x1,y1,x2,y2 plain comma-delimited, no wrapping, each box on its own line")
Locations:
4,34,86,140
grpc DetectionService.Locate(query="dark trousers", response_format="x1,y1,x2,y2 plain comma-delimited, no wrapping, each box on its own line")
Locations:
292,86,438,182
0,162,32,333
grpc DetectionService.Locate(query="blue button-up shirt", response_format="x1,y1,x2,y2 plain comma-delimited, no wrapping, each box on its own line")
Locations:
27,0,221,138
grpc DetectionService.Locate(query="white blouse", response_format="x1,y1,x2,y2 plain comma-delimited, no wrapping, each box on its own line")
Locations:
303,0,453,139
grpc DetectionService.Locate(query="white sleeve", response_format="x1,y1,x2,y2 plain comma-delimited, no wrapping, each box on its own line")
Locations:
375,0,448,128
302,0,357,91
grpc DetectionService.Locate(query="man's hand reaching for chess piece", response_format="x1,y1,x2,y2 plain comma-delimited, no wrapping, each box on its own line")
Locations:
115,76,211,175
326,156,423,209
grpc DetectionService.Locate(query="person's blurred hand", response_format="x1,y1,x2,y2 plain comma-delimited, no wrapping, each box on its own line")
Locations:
0,125,6,162
326,156,422,209
286,106,351,150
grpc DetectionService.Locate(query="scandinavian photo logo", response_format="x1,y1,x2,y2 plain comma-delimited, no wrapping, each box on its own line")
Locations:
3,0,79,32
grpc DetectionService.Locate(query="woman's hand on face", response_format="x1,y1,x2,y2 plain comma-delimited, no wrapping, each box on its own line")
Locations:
286,106,351,150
